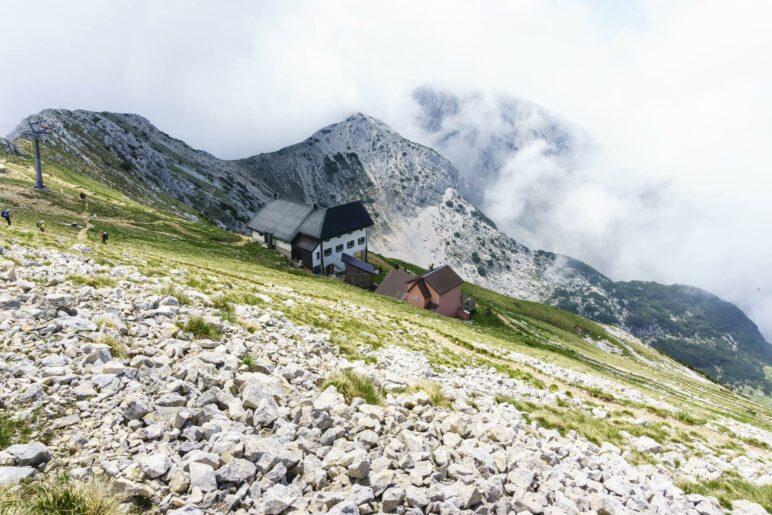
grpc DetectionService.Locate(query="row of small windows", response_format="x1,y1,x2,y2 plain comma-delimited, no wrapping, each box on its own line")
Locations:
320,237,366,258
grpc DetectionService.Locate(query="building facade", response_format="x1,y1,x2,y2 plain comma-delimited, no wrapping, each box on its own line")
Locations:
247,198,374,275
375,265,470,320
312,228,369,274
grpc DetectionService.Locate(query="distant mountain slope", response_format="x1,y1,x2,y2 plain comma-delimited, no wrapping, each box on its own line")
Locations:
8,109,771,393
8,110,271,226
611,281,772,387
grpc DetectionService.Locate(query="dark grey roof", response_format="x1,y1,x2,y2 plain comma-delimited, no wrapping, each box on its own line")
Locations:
375,269,417,300
320,201,373,240
248,199,373,242
342,253,374,274
293,234,320,252
297,208,326,239
246,199,315,242
419,265,464,294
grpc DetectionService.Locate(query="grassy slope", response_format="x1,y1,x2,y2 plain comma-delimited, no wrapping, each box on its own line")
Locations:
1,152,770,474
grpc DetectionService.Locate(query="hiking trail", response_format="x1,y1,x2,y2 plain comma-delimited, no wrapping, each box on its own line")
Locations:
78,202,92,241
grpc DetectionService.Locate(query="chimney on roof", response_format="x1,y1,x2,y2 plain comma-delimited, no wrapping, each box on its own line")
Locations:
429,263,434,271
273,193,279,199
313,203,318,209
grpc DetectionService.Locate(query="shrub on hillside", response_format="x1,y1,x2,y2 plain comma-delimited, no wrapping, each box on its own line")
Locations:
67,275,117,289
177,316,222,340
0,475,122,515
678,471,772,511
322,370,383,405
408,380,452,408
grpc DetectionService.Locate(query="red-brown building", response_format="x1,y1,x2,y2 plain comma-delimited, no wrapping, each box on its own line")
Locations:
375,265,470,320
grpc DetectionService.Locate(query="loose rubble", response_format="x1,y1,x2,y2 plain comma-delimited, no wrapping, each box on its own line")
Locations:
0,242,770,514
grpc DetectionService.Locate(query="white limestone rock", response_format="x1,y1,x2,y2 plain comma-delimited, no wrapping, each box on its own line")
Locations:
0,466,36,485
3,442,51,467
139,454,171,479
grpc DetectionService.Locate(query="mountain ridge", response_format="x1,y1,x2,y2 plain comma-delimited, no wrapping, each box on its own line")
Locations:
7,108,771,393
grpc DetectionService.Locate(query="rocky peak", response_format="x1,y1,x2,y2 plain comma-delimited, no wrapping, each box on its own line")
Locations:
307,112,413,154
235,111,465,224
342,112,392,130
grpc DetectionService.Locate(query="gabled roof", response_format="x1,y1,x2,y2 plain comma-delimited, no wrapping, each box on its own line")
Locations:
419,265,464,294
376,265,464,301
246,199,314,242
375,269,417,300
296,208,326,239
319,201,373,240
342,253,374,274
247,199,373,242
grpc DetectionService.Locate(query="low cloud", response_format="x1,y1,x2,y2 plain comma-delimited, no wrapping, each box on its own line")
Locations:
408,86,772,339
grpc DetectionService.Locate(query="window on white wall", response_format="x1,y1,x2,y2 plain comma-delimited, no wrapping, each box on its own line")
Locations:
347,240,354,249
324,248,332,257
357,237,365,245
335,244,343,253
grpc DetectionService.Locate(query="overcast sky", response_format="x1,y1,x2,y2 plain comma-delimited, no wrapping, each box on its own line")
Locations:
3,0,772,339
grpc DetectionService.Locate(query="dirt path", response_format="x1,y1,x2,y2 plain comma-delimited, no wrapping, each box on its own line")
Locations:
3,163,247,245
77,197,92,241
149,220,202,239
233,234,252,246
77,218,92,241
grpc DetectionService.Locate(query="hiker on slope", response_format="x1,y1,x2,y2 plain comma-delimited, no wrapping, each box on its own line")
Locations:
100,230,109,244
1,209,10,226
36,220,45,232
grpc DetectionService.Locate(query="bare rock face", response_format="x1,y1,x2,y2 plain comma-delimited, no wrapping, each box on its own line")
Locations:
0,137,20,155
0,241,768,514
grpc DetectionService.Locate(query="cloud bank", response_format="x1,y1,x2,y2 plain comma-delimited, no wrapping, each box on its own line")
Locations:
1,0,771,338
